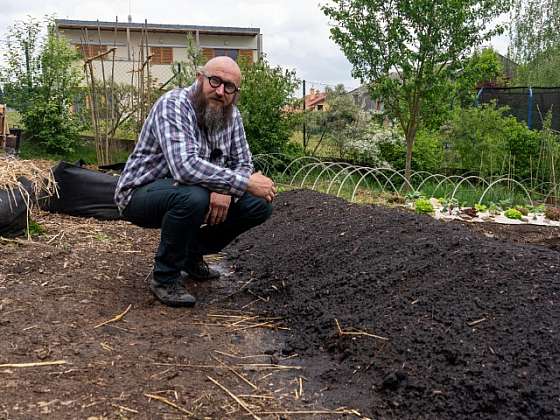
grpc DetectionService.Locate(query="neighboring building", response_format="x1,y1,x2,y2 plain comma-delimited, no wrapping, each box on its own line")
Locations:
55,19,262,86
348,85,383,113
305,88,327,111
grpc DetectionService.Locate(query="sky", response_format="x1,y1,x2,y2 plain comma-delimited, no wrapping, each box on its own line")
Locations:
0,0,510,93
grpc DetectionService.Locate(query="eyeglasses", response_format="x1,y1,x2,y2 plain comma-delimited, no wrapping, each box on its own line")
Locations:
203,73,239,94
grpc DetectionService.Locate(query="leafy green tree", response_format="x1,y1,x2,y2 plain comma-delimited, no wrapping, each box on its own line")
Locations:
510,0,560,86
0,17,43,111
322,0,508,181
305,85,361,158
423,48,505,130
0,17,83,154
237,58,300,155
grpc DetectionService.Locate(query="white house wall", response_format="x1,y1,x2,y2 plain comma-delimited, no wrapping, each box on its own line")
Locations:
60,27,258,86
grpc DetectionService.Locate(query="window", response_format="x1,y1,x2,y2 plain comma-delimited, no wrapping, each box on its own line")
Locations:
238,49,254,63
75,44,108,59
201,48,255,64
213,49,238,61
151,47,173,65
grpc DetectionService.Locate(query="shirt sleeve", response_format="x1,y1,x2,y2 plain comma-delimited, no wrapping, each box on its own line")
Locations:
154,93,250,197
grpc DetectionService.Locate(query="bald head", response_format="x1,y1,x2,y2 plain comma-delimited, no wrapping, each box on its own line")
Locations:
202,56,241,87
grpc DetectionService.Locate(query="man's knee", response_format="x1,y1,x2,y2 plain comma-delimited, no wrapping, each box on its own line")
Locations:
241,194,273,225
169,185,210,219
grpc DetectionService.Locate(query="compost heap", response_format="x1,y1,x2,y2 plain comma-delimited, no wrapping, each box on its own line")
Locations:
227,189,560,419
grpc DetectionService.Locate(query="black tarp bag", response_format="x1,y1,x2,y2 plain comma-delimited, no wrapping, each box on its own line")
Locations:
0,178,33,237
40,161,122,220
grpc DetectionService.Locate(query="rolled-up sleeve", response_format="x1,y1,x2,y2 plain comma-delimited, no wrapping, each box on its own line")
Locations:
155,95,250,197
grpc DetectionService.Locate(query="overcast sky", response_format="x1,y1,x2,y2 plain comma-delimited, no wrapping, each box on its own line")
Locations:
1,0,510,93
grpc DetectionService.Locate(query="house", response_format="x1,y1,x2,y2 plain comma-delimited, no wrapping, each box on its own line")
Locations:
305,88,327,111
348,85,383,113
55,18,262,86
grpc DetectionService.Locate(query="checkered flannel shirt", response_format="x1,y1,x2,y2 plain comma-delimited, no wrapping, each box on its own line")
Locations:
114,82,253,211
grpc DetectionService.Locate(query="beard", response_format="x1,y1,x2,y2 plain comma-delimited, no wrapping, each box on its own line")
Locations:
192,82,235,133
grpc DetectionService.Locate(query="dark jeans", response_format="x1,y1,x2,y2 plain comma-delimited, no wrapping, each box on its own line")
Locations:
123,179,272,284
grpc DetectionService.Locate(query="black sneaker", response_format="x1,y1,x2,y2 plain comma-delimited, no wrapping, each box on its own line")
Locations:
183,256,220,281
148,275,196,307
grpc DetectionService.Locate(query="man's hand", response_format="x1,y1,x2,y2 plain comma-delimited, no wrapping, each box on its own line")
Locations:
247,171,276,203
205,192,232,225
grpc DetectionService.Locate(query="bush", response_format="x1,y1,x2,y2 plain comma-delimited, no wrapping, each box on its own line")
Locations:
22,99,82,154
237,58,300,155
378,128,444,172
441,103,541,179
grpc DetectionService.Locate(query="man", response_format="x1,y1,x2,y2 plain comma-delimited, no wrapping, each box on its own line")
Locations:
115,56,276,307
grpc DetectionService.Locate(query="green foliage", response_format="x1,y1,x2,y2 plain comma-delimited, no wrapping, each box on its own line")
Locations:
322,0,509,179
0,17,43,111
504,208,523,219
167,33,203,89
0,17,83,154
454,49,505,103
423,48,505,130
378,129,444,172
474,203,488,212
513,49,560,87
510,0,560,86
415,198,434,214
237,58,300,155
22,99,81,154
441,103,541,179
26,219,45,237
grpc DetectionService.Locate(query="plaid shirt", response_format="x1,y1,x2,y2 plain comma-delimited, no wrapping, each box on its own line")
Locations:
114,82,253,211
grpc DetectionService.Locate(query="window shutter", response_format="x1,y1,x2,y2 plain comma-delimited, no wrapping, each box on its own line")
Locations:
161,48,173,64
151,47,173,65
75,44,107,59
202,48,214,63
238,49,254,63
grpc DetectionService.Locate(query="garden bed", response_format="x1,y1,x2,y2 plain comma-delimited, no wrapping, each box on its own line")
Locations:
1,188,559,418
228,189,560,419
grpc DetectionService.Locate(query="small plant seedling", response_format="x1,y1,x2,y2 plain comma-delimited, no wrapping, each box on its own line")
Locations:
504,208,523,220
415,198,434,214
405,190,423,200
474,203,488,212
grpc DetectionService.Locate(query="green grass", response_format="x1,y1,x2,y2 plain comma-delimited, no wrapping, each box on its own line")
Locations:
290,130,340,158
19,138,130,165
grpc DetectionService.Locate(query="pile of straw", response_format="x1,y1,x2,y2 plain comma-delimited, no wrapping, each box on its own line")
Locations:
0,155,57,206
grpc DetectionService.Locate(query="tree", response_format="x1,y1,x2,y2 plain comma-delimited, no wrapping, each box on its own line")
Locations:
423,48,505,129
306,84,361,158
236,58,300,155
0,16,43,111
0,17,83,154
322,0,508,181
509,0,560,86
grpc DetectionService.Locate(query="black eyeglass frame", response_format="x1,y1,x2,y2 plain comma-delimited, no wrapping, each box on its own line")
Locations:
202,73,240,94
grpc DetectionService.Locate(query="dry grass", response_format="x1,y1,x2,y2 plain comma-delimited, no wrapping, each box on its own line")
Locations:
0,155,57,204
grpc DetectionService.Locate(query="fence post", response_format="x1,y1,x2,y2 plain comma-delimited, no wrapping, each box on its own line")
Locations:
527,87,533,129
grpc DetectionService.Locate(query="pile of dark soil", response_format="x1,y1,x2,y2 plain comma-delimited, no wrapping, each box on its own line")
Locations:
227,189,560,419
